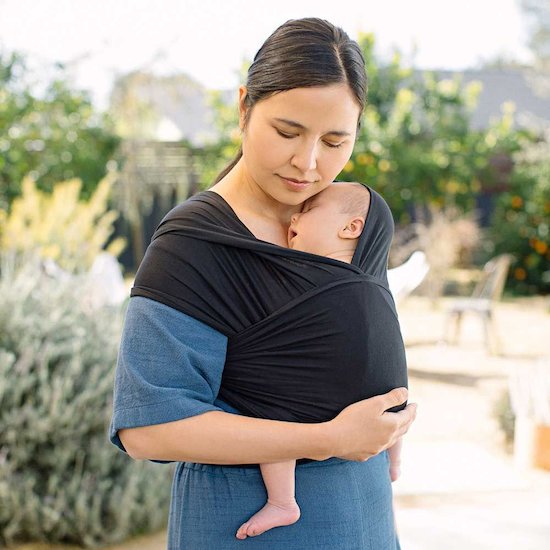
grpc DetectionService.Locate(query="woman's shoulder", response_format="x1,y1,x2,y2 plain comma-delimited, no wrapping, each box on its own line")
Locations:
158,190,243,232
162,190,222,221
127,295,228,341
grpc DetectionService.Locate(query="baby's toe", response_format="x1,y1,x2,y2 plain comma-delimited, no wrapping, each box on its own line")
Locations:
235,522,250,539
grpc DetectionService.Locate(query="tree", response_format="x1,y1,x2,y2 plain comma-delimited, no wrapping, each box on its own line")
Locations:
0,50,119,209
340,33,524,224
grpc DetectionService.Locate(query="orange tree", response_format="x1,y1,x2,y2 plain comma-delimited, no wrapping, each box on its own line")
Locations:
489,138,550,294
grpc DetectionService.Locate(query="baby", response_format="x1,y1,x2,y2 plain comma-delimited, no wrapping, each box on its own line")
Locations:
236,182,404,540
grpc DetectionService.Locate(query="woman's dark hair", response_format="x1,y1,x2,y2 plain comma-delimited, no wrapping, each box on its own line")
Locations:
213,17,367,184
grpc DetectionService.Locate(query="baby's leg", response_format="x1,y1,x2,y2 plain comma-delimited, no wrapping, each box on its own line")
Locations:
235,460,301,539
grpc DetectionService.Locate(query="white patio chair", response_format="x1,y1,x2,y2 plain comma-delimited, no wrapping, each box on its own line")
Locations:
443,253,514,353
387,250,430,304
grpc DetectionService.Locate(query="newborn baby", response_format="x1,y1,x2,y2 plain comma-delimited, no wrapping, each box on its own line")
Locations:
236,182,404,540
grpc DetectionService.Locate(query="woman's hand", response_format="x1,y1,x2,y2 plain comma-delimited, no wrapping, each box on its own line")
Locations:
327,388,416,462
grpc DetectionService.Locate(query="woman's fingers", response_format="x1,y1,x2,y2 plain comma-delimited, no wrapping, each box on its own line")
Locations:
330,392,417,462
391,403,418,438
375,387,409,414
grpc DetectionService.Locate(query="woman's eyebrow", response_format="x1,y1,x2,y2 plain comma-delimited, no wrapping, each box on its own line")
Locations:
274,117,351,137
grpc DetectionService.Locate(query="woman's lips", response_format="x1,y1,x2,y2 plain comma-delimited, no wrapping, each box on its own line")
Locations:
278,175,312,190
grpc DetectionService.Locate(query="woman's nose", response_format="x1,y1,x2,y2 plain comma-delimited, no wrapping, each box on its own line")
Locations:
290,141,318,172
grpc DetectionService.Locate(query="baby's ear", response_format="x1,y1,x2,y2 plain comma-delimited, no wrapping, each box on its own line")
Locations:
339,216,365,239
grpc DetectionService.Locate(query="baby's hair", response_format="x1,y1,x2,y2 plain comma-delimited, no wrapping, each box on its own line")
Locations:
334,182,371,219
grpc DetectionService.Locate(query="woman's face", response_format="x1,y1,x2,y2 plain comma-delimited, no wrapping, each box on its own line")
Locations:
239,83,361,207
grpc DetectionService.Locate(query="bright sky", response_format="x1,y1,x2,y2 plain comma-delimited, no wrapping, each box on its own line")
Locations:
0,0,532,110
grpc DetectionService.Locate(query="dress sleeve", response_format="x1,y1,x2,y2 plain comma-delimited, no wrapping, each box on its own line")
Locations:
109,295,231,454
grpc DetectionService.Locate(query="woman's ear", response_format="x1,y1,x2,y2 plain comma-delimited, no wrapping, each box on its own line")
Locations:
339,217,365,239
238,85,248,130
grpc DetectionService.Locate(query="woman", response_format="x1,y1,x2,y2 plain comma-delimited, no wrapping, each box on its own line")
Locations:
110,17,417,549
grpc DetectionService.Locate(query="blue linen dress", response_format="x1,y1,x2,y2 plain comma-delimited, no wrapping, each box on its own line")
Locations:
110,296,401,549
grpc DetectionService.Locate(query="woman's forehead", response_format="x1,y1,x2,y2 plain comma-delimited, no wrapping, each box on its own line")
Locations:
257,85,360,129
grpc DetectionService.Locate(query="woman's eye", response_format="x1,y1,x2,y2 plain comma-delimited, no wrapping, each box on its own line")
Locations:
276,128,343,148
276,129,296,139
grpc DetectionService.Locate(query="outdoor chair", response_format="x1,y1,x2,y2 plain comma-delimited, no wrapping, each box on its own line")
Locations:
443,253,514,354
387,250,430,304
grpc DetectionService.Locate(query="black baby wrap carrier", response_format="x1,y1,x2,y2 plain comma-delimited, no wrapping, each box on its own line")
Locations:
131,185,408,423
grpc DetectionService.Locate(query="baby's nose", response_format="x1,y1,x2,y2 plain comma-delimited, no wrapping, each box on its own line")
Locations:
290,213,300,224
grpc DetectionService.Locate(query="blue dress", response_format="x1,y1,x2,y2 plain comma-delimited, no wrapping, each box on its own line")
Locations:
110,297,401,549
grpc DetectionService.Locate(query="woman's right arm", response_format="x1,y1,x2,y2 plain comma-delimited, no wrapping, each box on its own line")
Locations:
120,388,415,463
112,297,416,464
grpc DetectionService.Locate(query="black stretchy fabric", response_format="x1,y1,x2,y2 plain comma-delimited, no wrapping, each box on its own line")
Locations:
131,184,408,424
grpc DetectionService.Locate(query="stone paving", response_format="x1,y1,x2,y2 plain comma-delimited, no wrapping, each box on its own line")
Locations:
393,295,550,549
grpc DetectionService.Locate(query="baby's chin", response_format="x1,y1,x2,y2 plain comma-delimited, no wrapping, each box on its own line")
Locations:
287,237,298,249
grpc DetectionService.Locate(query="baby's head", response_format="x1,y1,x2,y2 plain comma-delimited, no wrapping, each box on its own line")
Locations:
288,182,370,262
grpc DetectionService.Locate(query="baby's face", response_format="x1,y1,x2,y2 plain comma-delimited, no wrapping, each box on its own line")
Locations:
287,186,353,256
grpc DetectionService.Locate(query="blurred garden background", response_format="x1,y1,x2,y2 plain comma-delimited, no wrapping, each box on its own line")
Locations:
1,0,549,548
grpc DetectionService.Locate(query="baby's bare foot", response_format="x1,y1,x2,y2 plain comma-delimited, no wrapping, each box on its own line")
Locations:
235,499,301,539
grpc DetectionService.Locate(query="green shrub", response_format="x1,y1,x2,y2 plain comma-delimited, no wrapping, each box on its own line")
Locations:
0,260,172,547
489,138,550,295
0,176,125,273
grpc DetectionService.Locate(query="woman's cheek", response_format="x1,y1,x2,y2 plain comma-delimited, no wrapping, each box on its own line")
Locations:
335,148,354,173
253,133,288,168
